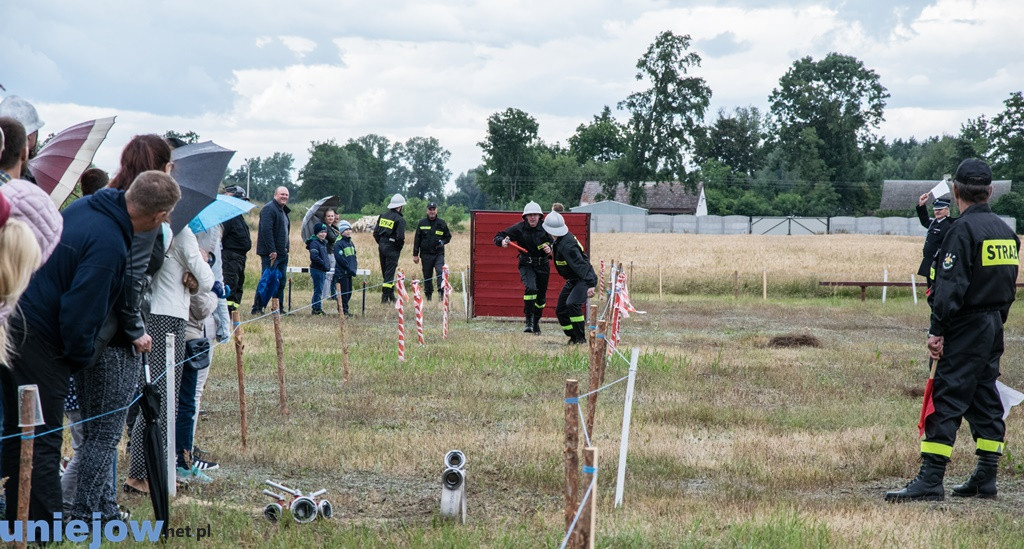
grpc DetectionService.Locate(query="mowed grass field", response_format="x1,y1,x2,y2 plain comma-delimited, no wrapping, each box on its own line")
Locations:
112,226,1024,547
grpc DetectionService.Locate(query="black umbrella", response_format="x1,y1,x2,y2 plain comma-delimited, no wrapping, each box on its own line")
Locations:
141,354,169,537
169,141,236,234
301,195,340,241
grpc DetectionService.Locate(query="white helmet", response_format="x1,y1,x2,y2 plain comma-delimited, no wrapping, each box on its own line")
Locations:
0,95,44,135
522,201,542,218
542,210,569,236
387,193,406,209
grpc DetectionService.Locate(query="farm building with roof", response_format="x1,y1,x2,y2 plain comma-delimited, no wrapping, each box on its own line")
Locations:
578,181,702,214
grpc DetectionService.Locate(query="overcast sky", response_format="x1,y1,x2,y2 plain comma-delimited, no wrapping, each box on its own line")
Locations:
3,0,1022,189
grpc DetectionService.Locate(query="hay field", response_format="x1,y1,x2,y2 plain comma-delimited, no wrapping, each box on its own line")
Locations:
120,223,1024,547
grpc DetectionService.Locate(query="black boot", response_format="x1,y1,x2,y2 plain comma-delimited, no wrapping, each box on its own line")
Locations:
523,312,534,333
885,454,947,502
532,312,541,335
952,451,999,498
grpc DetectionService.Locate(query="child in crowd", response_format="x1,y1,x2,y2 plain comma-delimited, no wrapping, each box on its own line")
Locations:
307,222,330,315
333,220,358,317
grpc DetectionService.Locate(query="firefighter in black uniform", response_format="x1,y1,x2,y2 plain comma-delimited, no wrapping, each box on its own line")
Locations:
886,159,1019,502
916,192,954,289
494,201,553,334
374,193,406,303
221,185,253,311
412,202,452,301
543,211,597,344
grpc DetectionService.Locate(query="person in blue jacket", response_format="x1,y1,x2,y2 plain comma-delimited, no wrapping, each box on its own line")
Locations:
1,170,180,521
307,222,330,315
333,220,358,317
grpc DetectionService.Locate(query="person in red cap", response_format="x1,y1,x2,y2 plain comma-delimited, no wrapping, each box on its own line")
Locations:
887,158,1019,502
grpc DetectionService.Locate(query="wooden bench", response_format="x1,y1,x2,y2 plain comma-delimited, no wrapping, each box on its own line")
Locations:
821,281,1024,302
819,281,916,302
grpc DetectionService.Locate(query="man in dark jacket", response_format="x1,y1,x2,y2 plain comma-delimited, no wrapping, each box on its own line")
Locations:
887,159,1018,503
412,202,452,301
1,170,180,521
916,192,954,289
374,193,406,303
542,211,597,344
221,185,253,311
252,186,290,314
494,201,553,334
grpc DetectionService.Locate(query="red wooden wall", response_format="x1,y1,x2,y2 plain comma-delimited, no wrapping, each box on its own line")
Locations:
470,211,591,318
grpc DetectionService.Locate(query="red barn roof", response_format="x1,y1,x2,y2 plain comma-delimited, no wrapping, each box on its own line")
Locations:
470,211,591,319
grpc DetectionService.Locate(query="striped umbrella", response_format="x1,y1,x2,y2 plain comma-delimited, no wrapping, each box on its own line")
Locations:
28,116,116,207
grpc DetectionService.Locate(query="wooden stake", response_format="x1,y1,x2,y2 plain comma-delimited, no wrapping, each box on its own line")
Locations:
271,297,289,415
337,282,350,383
564,380,580,545
658,264,663,299
578,447,598,549
231,310,248,448
585,319,608,438
17,385,38,548
733,270,739,299
762,264,767,300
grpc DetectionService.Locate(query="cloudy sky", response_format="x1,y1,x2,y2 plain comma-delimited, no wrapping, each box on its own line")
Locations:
3,0,1022,188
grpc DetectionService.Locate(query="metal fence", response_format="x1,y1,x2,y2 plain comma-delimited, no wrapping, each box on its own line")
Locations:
589,214,1017,235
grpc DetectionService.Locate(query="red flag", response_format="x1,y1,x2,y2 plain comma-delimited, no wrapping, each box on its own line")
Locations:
918,359,936,437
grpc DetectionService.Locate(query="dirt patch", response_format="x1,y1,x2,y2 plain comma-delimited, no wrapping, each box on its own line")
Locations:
767,334,822,348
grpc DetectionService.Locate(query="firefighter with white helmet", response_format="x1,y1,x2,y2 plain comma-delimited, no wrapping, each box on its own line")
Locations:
374,193,407,303
494,201,553,334
543,211,597,344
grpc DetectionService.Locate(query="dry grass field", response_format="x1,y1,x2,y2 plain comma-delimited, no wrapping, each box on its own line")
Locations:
107,224,1024,547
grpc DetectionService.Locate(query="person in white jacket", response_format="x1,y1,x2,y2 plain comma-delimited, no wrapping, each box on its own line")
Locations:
124,226,214,493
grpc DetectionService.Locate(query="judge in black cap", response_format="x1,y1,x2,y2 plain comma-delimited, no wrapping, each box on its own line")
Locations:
412,202,452,301
916,190,954,289
887,158,1019,503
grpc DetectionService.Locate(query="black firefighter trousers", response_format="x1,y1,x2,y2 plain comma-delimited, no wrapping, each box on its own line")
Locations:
922,311,1006,459
556,279,589,343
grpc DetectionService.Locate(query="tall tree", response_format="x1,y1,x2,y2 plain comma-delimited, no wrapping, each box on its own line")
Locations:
616,30,712,203
477,107,540,206
402,136,452,200
768,53,889,212
225,152,295,202
568,106,626,164
298,140,359,206
163,130,200,144
447,168,489,210
694,107,765,176
348,134,406,196
989,91,1024,184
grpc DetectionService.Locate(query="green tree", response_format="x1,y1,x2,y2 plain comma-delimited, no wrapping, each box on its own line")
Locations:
616,30,712,202
694,107,765,176
348,134,406,197
447,168,489,210
163,130,200,144
477,107,540,207
225,152,295,202
992,189,1024,233
568,106,626,164
297,140,361,208
402,136,451,200
989,91,1024,183
768,52,889,211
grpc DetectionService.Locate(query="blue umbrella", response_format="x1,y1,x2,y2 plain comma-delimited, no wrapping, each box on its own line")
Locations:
188,194,254,234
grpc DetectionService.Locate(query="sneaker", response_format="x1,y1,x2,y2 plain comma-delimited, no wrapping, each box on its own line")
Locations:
192,456,219,471
176,466,213,484
251,306,264,315
118,506,131,521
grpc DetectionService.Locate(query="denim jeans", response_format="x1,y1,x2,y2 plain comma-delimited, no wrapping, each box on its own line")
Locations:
311,268,326,312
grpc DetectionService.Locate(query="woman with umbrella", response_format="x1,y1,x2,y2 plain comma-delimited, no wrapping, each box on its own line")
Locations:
69,135,173,520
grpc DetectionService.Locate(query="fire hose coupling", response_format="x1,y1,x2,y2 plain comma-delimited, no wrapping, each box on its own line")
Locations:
262,479,332,523
440,450,467,524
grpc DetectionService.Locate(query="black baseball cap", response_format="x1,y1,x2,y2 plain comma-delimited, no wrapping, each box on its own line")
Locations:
954,158,992,186
427,202,438,209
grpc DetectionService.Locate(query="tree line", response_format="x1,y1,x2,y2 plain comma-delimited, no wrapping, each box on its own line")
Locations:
201,30,1023,222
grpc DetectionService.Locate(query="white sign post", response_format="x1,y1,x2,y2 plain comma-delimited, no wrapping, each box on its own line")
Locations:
614,348,640,508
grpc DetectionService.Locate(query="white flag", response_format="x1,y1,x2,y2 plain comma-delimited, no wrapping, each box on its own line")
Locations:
997,381,1024,420
929,180,950,199
695,187,708,217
